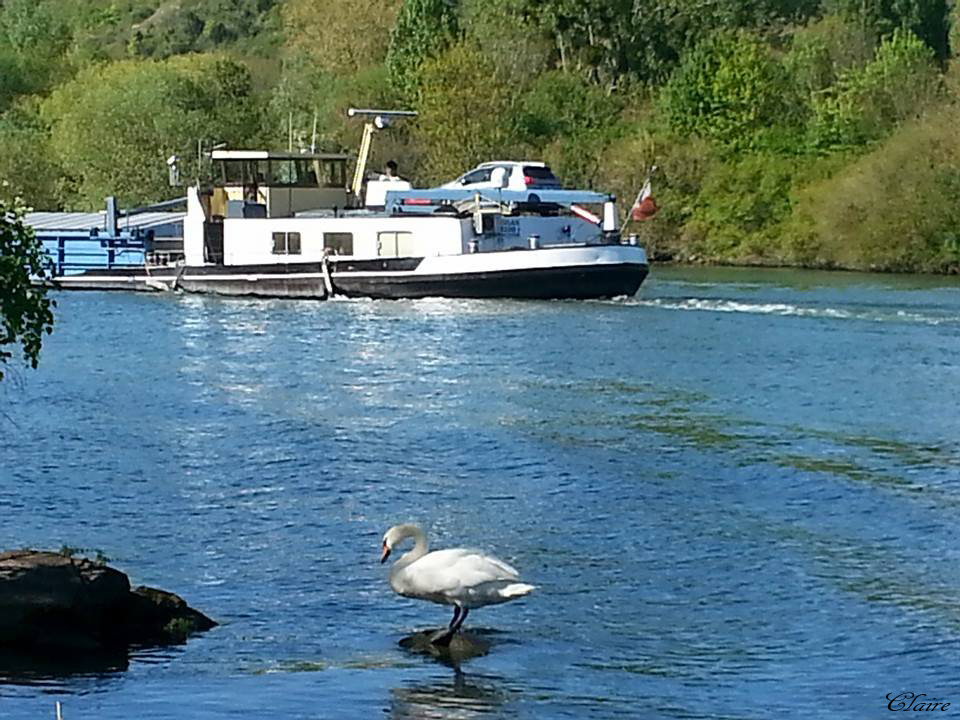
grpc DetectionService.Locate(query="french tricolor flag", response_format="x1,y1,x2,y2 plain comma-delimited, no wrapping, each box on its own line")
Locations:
630,173,658,222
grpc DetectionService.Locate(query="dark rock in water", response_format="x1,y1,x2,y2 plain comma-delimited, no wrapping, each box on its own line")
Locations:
0,550,217,661
126,585,217,644
399,629,491,664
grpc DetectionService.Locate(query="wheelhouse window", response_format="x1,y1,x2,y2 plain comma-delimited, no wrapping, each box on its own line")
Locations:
272,231,301,255
324,232,353,255
272,159,321,188
321,160,347,188
221,159,270,186
215,156,346,188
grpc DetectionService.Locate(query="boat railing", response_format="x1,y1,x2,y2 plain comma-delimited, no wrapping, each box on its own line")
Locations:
384,188,614,216
41,231,151,276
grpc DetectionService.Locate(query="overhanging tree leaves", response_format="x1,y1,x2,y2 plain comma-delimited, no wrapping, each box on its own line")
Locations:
0,192,55,382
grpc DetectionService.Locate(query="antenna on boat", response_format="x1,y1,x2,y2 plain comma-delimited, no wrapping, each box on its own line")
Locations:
347,108,417,202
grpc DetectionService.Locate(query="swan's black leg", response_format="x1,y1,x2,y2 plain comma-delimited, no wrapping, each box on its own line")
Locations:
429,607,461,646
451,608,469,634
448,606,462,630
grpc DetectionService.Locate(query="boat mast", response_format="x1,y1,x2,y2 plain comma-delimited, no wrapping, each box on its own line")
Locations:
346,108,417,202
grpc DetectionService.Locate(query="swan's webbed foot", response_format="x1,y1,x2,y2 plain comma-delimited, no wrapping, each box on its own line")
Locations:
429,627,455,646
431,606,469,646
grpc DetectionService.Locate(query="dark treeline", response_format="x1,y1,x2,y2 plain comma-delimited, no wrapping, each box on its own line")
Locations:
1,0,958,272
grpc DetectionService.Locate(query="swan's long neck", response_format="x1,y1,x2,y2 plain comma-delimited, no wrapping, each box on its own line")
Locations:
393,524,429,569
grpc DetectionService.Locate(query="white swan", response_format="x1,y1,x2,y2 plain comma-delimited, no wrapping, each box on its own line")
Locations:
380,524,535,643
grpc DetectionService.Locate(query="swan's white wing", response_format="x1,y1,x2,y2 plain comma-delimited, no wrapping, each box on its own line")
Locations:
400,548,520,598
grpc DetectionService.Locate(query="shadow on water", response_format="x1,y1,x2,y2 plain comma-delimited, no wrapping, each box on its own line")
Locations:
389,667,511,720
0,647,129,686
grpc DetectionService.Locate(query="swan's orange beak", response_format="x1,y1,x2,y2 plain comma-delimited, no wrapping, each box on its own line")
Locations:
380,542,391,564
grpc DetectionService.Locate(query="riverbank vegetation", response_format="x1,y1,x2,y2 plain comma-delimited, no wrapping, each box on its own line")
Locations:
1,0,958,272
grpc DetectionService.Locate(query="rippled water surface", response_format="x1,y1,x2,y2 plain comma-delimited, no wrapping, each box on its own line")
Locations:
3,266,960,719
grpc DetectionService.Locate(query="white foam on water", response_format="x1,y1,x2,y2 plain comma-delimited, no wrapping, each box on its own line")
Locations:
628,297,957,325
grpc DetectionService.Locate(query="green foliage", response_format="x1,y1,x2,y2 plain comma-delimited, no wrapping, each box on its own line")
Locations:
661,30,790,149
412,42,516,184
281,0,401,75
270,0,403,154
826,0,950,60
513,71,625,187
516,72,621,143
42,55,262,208
785,14,876,98
269,61,401,163
684,154,808,261
128,0,279,58
0,0,70,55
386,0,459,101
0,51,30,113
0,0,72,101
459,0,551,83
783,107,960,271
810,28,940,149
0,106,63,208
524,0,823,87
951,3,960,60
0,192,55,382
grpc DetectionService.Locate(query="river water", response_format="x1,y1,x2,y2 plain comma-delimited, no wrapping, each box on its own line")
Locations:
2,266,960,719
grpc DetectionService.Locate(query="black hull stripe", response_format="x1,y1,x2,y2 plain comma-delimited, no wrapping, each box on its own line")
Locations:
333,263,649,299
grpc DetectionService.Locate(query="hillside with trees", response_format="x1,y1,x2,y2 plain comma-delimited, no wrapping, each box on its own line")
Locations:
1,0,958,272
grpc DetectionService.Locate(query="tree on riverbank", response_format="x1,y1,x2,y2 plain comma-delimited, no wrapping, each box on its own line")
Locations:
0,191,55,382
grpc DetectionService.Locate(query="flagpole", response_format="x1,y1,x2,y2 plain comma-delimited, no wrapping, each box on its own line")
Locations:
622,165,657,237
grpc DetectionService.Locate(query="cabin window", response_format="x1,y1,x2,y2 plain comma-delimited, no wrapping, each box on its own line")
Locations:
272,159,320,188
273,160,296,186
377,231,414,257
321,161,346,188
272,231,301,255
288,232,301,254
221,159,270,186
324,232,353,255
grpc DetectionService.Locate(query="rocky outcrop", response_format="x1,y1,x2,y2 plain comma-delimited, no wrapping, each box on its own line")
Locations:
0,550,216,657
399,629,490,665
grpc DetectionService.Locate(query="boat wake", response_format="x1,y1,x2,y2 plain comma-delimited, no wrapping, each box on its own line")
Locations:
624,297,960,326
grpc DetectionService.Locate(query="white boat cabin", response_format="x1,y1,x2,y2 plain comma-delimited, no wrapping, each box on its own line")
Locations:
184,149,622,268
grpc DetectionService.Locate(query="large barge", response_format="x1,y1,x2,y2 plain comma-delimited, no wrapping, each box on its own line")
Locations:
35,111,649,301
